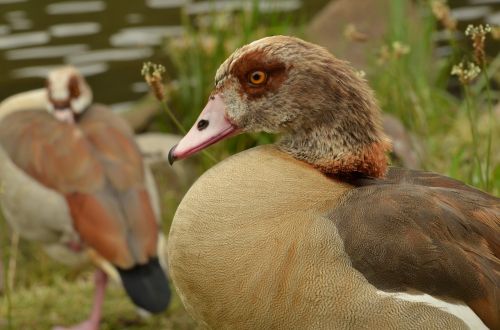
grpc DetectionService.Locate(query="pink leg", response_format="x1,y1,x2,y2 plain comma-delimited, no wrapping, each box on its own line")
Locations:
53,269,108,330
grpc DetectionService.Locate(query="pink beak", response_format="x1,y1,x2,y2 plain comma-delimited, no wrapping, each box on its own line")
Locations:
168,94,239,164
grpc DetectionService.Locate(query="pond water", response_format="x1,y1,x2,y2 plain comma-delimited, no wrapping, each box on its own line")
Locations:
0,0,498,108
0,0,325,109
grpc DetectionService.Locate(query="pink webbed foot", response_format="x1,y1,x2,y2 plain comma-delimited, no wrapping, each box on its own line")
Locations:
53,270,107,330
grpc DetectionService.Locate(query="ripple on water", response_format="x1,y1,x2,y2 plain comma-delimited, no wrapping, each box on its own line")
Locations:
0,25,11,36
146,0,187,9
111,101,136,113
12,63,108,79
5,10,26,20
6,44,89,60
131,81,150,93
65,48,154,65
259,0,301,13
185,1,244,15
9,19,32,31
487,10,500,24
110,26,184,47
4,10,32,31
185,0,301,15
469,0,500,5
46,1,106,15
435,45,454,58
0,0,26,4
50,22,101,38
0,31,49,49
432,30,462,43
451,6,492,21
125,14,144,24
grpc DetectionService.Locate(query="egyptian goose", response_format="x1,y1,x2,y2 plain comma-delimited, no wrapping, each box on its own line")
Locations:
0,66,170,330
167,36,499,329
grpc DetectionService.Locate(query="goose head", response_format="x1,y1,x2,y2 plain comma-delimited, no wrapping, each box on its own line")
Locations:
46,66,92,124
169,36,391,178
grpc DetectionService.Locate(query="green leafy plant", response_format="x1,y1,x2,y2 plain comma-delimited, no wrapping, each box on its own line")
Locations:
368,0,498,193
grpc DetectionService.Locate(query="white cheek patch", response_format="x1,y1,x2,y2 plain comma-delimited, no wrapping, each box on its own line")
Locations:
71,90,91,113
51,87,69,100
48,70,71,100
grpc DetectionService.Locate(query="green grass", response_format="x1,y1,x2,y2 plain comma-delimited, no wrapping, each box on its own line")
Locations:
1,272,195,330
368,0,498,194
1,1,498,329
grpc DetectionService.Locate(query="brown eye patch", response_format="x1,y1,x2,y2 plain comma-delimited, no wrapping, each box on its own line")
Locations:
230,49,288,99
248,70,268,86
68,75,81,98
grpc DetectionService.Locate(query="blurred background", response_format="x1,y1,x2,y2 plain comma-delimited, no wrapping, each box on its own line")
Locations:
0,0,499,329
0,0,324,106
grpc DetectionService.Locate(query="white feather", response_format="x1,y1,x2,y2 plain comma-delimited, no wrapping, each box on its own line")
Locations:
377,291,488,329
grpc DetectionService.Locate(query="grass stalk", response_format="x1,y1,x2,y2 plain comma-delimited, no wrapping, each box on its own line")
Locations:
463,86,486,187
481,66,493,191
159,101,186,135
7,232,19,292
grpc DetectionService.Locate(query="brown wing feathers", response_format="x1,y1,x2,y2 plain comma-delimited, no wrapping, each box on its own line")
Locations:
67,192,133,267
330,168,499,329
0,106,158,269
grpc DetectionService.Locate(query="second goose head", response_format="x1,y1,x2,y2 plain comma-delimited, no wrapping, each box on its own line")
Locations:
46,65,92,124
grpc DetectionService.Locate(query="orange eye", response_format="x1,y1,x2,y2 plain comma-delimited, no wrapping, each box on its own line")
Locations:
248,70,267,85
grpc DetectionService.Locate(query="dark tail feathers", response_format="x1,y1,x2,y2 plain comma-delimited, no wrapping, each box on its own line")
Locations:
118,257,171,313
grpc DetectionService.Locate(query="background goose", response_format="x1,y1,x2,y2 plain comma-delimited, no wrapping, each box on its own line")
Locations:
167,36,499,329
0,66,170,330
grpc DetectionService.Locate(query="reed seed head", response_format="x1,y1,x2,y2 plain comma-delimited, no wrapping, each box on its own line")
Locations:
431,0,457,31
142,61,167,102
465,24,492,66
451,61,481,85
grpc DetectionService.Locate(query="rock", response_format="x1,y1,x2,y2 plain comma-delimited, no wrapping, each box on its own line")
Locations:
135,132,179,165
307,0,389,70
117,94,160,133
135,132,197,189
307,0,417,70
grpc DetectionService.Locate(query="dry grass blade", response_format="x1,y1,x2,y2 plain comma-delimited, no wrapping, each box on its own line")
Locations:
7,232,19,292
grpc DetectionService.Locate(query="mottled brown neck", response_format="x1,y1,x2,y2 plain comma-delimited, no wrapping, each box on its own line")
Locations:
277,53,391,178
278,133,390,179
277,107,392,178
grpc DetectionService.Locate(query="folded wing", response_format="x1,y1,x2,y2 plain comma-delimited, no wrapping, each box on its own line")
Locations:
329,168,499,329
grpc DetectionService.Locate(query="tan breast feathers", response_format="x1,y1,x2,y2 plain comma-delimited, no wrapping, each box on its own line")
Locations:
168,145,469,329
